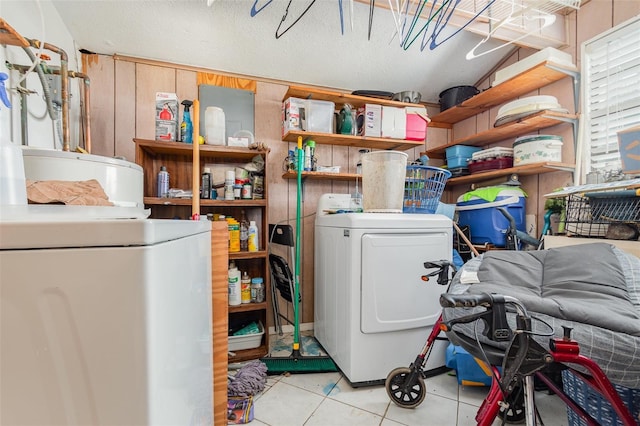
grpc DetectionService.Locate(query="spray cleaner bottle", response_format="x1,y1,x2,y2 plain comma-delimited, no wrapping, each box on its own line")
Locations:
180,100,193,143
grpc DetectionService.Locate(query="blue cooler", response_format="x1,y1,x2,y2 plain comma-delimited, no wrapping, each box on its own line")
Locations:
455,186,526,247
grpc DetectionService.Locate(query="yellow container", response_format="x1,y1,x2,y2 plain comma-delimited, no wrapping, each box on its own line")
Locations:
227,218,240,252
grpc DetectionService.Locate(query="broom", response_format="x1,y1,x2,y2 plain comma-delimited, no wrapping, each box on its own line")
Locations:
261,136,338,374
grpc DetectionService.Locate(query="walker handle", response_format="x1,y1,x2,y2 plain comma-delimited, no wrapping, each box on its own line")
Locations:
440,293,494,308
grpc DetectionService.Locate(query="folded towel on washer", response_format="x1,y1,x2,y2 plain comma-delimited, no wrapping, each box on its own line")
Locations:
26,179,113,206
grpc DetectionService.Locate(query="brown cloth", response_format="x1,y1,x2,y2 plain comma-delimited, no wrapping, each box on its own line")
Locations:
26,179,114,206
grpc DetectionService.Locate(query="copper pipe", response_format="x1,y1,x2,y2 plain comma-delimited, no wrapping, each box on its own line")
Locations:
9,64,91,153
70,71,91,153
27,39,70,151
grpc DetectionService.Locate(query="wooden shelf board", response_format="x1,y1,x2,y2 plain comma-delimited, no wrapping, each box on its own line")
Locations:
284,85,416,109
229,301,268,313
426,111,577,158
446,162,575,185
0,18,29,47
430,61,578,126
144,196,193,206
134,138,267,160
144,197,266,206
282,171,360,181
229,250,267,260
283,130,424,151
228,345,268,363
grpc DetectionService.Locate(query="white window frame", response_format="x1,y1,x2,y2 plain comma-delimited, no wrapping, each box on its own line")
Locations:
576,14,640,184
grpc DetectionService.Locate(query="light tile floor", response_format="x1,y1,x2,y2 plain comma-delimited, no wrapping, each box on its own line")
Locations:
237,331,570,426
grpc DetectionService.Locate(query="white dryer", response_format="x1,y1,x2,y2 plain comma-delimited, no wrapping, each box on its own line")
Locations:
314,194,452,386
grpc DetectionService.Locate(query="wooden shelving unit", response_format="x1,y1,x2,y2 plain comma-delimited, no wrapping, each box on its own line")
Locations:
133,138,271,365
424,61,579,188
429,61,579,126
282,86,425,182
426,110,578,159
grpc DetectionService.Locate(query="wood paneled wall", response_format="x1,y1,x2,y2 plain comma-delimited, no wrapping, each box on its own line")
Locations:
81,0,639,326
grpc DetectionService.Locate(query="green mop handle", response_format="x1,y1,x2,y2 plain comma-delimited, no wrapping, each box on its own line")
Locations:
293,136,303,351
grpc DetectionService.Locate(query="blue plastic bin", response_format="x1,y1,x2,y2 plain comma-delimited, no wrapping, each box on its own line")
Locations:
455,187,526,247
445,344,493,387
446,146,481,169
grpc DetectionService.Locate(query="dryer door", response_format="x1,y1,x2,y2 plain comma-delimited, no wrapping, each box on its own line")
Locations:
361,231,450,333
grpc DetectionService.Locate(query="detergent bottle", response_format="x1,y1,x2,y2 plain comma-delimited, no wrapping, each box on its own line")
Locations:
180,100,193,143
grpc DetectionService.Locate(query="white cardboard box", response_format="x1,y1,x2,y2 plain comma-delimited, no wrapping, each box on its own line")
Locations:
381,106,406,139
282,97,306,135
155,92,179,141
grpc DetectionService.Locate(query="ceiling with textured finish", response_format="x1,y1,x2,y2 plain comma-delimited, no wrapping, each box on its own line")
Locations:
49,0,515,103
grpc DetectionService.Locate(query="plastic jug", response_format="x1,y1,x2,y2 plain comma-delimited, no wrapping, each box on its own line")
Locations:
0,139,27,205
205,106,226,145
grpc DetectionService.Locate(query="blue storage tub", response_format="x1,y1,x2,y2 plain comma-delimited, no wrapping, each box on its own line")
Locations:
455,187,526,247
446,145,481,169
446,145,481,160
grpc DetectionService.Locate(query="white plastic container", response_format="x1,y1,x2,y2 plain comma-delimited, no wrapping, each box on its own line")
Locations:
302,99,335,133
205,106,225,146
228,262,241,306
228,321,264,351
0,139,27,205
513,135,563,166
361,151,408,213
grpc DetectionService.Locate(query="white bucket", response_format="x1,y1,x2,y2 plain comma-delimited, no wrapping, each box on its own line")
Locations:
21,148,144,208
361,151,408,212
205,106,226,146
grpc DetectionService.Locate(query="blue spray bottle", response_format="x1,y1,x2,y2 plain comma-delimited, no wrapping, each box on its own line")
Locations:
180,100,193,143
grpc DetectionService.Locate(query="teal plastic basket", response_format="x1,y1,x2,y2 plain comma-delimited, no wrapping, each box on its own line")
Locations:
403,165,451,213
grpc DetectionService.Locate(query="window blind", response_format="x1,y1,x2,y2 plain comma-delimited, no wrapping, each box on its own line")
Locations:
582,16,640,179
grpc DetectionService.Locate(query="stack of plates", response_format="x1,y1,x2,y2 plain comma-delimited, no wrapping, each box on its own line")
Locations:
494,95,568,127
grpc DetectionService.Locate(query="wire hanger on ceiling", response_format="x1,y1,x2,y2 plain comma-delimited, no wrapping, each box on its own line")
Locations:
250,0,273,17
275,0,317,39
398,0,452,50
465,4,557,59
422,0,498,51
368,0,375,40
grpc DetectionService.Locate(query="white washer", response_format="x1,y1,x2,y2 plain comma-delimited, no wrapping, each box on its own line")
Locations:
0,206,212,425
314,194,452,386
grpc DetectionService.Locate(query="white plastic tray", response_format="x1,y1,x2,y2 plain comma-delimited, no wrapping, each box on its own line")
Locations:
471,147,514,160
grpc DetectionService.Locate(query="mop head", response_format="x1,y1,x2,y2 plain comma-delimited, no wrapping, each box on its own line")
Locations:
228,360,268,397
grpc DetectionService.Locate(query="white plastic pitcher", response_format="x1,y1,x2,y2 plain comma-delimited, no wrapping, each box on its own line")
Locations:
361,151,408,212
205,106,225,146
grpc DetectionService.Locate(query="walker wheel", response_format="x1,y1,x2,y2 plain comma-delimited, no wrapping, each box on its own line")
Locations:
385,367,426,409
